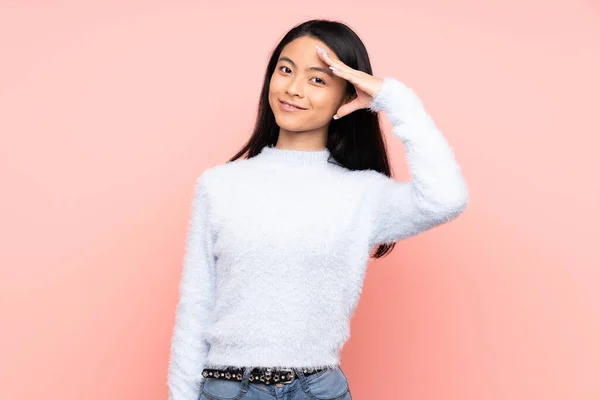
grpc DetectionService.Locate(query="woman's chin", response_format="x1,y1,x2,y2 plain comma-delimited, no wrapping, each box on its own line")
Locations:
275,119,307,131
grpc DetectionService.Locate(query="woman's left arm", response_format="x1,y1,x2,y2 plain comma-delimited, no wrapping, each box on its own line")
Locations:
316,46,469,247
365,77,469,247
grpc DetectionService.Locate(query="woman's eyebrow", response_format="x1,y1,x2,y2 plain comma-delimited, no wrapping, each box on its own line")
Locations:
278,56,334,77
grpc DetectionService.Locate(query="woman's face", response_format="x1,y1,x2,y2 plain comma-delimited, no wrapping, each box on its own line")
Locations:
268,36,349,136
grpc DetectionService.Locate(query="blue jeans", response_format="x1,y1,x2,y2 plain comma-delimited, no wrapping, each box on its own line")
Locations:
198,365,352,400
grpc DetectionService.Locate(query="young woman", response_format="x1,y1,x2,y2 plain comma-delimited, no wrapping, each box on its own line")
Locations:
168,19,468,400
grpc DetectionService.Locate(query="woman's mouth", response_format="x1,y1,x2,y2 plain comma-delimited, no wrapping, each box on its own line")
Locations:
278,100,306,112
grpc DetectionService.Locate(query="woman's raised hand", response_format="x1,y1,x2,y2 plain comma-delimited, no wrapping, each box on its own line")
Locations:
316,45,384,120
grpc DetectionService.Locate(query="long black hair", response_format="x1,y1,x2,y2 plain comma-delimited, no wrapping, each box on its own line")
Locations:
228,19,396,259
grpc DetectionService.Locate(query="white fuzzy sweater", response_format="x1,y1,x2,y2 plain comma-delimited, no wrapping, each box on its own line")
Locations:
167,77,469,400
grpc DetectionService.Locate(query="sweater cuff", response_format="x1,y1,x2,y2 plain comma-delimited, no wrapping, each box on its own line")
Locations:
367,77,437,136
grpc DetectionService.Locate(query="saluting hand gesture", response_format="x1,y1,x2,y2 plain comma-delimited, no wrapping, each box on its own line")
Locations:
316,45,384,120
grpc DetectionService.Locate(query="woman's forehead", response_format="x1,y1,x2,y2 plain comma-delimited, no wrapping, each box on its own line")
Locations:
281,36,333,58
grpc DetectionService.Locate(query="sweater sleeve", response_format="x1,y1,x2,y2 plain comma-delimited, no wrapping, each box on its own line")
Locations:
168,173,216,400
366,77,469,248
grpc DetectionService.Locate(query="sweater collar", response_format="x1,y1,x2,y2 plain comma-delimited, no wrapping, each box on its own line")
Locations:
255,145,333,167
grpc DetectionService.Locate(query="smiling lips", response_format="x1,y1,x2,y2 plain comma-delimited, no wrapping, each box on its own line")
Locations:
279,99,307,112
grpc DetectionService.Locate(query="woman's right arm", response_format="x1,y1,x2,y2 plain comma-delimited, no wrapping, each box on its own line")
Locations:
167,173,217,400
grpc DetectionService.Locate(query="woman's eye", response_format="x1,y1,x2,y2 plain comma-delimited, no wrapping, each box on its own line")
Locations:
278,66,325,85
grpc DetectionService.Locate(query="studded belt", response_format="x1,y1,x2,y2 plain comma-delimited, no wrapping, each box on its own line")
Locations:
201,366,328,385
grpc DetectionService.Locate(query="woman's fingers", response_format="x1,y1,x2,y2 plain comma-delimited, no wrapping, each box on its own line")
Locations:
316,48,363,89
315,45,355,75
315,45,382,97
333,97,363,119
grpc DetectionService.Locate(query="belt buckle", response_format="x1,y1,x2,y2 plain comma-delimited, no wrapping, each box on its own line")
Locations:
276,368,295,384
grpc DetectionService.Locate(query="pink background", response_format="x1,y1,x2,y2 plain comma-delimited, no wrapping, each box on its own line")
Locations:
1,1,599,399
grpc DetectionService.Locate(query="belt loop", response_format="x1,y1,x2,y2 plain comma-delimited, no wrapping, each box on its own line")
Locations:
240,367,251,393
293,367,311,394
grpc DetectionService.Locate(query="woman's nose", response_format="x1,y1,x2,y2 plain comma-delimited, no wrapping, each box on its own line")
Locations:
286,79,304,97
